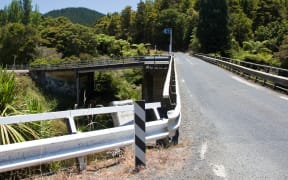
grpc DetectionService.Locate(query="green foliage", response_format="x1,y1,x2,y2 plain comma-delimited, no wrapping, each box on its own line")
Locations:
189,27,201,52
0,69,37,145
0,0,33,25
44,7,104,26
0,68,59,145
94,0,197,51
276,35,288,68
0,68,17,111
22,0,32,25
197,0,231,55
0,23,39,65
40,17,98,57
120,6,133,40
253,0,282,29
7,0,22,23
94,70,141,104
230,11,253,45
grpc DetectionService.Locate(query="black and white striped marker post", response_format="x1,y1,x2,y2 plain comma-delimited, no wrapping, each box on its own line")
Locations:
134,100,146,169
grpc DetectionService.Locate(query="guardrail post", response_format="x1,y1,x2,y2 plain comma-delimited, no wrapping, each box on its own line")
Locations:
134,100,146,169
65,104,86,171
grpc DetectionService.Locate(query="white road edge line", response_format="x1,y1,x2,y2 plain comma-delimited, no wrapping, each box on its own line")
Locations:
231,76,260,89
200,142,208,160
211,164,227,179
280,96,288,101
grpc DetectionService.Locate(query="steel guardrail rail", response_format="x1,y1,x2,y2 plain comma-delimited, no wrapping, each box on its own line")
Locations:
0,102,167,173
195,54,288,92
162,56,173,98
162,55,181,137
196,53,288,76
0,120,169,173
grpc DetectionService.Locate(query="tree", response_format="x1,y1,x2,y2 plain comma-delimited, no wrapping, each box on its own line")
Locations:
7,0,22,23
40,17,98,57
277,35,288,69
157,9,186,50
133,1,146,43
107,13,121,38
253,0,282,29
120,6,133,40
183,8,198,49
30,5,42,27
230,11,253,45
240,0,259,19
22,0,32,25
0,8,8,25
197,0,231,55
143,0,158,44
0,23,39,65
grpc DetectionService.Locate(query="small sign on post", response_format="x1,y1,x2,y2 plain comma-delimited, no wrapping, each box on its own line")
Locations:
134,100,146,169
163,28,173,54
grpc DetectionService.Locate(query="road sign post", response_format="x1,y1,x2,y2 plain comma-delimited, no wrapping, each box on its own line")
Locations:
164,28,173,54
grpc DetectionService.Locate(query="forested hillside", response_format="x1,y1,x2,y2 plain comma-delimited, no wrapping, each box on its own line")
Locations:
45,7,104,26
0,0,288,68
0,0,149,67
94,0,288,68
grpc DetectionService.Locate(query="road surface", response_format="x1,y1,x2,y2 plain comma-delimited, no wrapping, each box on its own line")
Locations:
175,52,288,179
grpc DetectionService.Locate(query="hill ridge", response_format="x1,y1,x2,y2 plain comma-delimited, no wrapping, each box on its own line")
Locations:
44,7,104,26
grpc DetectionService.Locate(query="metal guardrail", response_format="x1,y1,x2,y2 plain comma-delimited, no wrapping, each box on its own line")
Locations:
0,103,165,173
195,54,288,92
162,55,181,138
0,55,181,173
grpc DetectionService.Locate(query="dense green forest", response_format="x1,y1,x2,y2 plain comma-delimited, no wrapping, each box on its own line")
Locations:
0,0,287,68
44,7,104,26
0,0,149,67
94,0,288,68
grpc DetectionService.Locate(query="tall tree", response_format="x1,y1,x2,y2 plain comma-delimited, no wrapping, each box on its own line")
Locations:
229,0,253,45
253,0,282,29
240,0,259,19
0,8,8,25
7,0,22,23
134,1,146,43
22,0,32,25
120,6,133,40
277,35,288,68
0,23,39,65
197,0,231,55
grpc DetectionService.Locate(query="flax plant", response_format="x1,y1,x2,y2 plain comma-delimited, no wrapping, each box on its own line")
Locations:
0,68,39,145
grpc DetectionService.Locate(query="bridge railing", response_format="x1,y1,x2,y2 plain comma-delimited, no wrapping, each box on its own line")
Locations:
162,55,181,139
195,54,288,93
5,56,172,71
29,57,143,71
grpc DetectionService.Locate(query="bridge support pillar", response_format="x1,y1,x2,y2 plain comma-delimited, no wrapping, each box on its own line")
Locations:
143,67,168,120
76,72,95,106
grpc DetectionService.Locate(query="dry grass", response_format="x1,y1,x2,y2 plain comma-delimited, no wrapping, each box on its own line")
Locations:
34,143,190,180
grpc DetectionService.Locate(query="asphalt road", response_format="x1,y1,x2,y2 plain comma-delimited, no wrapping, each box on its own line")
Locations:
175,52,288,179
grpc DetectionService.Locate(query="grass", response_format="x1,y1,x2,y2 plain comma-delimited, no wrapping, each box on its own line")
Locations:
31,142,188,180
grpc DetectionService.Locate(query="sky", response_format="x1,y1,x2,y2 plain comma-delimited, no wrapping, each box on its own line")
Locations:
0,0,139,14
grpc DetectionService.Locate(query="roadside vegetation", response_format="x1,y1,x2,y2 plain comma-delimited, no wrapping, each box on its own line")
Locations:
0,0,287,177
0,68,62,145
